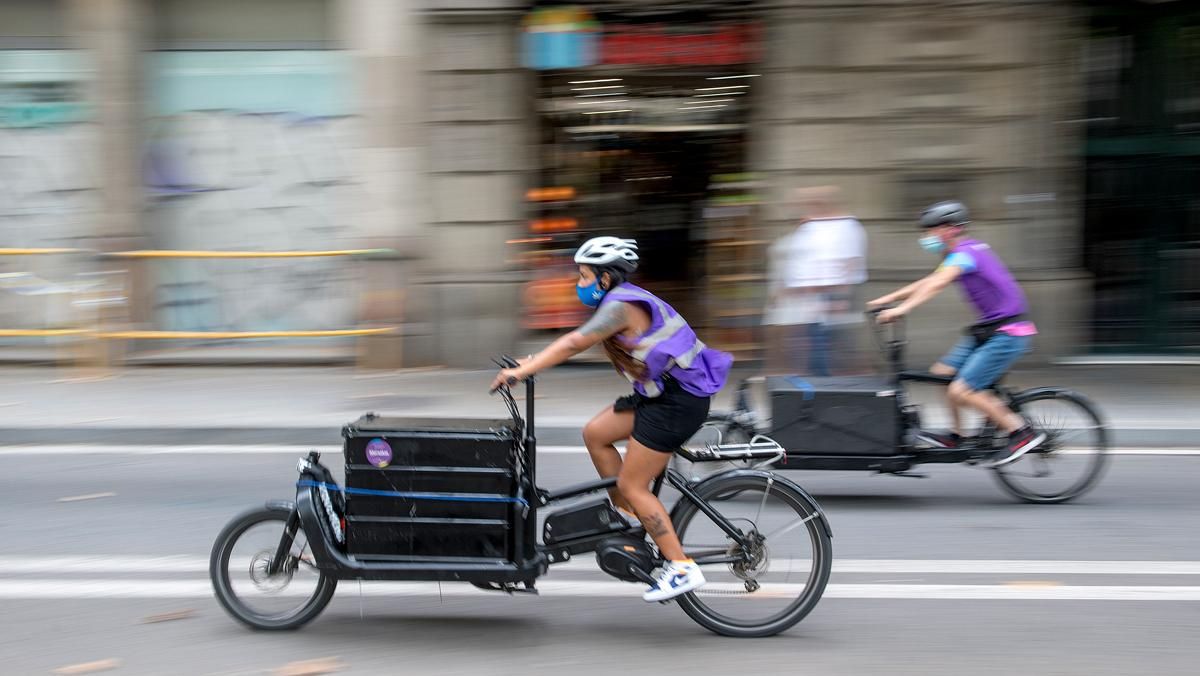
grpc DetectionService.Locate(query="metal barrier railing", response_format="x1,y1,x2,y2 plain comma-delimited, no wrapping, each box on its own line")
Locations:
0,249,111,375
0,248,401,371
95,249,400,368
101,249,392,260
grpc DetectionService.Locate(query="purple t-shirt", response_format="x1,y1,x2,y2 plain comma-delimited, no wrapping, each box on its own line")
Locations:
941,240,1037,336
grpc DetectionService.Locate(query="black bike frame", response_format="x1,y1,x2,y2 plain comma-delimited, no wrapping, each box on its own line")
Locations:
538,470,754,562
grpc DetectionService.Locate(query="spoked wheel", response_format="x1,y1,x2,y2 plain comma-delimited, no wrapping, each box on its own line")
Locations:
992,389,1110,504
210,505,337,630
672,474,831,638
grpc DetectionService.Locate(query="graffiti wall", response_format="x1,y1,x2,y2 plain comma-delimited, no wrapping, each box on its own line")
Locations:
144,51,363,334
0,50,95,333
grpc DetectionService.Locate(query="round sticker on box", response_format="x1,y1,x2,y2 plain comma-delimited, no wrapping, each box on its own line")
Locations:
365,438,392,468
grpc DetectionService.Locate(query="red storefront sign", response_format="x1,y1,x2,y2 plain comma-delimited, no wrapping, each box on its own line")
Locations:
600,24,761,66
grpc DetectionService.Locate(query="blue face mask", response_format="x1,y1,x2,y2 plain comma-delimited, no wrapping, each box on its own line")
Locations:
919,234,946,254
577,279,605,308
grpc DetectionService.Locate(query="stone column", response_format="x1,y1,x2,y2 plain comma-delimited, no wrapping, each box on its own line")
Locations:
65,0,151,352
65,0,146,249
419,1,531,367
337,0,438,367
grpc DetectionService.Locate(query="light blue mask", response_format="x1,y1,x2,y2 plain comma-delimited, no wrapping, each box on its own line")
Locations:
919,234,946,254
577,279,605,308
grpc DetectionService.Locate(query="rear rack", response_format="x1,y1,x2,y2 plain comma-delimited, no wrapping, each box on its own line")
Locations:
677,435,786,466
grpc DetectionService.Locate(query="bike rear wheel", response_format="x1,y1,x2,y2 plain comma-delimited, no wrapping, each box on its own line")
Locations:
671,474,831,638
992,389,1109,504
210,505,337,630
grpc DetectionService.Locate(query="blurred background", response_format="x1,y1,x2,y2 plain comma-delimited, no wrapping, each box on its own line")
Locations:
3,4,1200,674
0,0,1197,371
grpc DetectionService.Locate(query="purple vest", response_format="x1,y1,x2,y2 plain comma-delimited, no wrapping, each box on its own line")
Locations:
598,283,732,398
950,239,1028,323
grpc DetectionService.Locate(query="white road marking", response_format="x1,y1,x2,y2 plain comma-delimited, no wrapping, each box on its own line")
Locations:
3,556,1199,576
1,579,1199,601
0,445,1197,456
56,492,117,503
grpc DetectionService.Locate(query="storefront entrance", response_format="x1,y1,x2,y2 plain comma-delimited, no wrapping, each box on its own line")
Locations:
1083,1,1200,353
519,3,766,358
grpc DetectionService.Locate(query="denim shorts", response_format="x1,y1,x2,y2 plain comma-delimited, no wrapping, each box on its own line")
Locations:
938,333,1032,391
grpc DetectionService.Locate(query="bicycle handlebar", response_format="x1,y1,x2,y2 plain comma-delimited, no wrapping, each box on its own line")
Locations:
488,355,523,394
488,378,518,395
864,305,906,372
488,355,535,481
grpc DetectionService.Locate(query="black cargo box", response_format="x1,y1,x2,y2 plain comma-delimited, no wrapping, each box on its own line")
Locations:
767,376,900,457
341,415,523,561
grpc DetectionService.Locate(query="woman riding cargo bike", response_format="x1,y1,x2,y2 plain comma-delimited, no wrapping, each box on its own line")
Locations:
210,235,832,638
496,236,744,601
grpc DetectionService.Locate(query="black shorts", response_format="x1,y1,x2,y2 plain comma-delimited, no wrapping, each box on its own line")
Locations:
613,377,712,453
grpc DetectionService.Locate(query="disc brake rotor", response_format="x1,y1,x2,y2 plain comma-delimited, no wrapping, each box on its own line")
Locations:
248,550,292,594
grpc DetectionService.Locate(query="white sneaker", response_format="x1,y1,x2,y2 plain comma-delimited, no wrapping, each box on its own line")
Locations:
643,560,706,602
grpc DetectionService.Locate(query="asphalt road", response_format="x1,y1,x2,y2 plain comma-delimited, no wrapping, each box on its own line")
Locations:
2,447,1198,675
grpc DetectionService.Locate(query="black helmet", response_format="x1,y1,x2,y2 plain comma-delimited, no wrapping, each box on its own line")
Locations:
919,201,970,229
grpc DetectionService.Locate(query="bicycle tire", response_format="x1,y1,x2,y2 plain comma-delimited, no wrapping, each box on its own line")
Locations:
210,505,337,630
671,473,832,638
992,388,1110,504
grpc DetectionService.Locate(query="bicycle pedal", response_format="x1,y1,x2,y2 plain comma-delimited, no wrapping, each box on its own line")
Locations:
472,581,538,595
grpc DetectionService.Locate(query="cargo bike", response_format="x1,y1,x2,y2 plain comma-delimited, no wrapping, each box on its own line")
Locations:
210,357,833,638
685,309,1109,504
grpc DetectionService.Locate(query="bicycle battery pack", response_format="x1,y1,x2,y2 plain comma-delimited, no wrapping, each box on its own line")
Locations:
542,497,626,545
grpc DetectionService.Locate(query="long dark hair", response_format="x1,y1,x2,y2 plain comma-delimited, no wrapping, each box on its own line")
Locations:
590,265,647,381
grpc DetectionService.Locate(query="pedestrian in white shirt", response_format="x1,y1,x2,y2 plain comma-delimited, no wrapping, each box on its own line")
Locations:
765,186,868,375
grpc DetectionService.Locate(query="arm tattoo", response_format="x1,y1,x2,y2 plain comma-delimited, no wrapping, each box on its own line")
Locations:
579,301,627,339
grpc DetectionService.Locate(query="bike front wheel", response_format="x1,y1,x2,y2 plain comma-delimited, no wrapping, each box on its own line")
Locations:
671,473,832,638
210,505,337,630
992,389,1110,504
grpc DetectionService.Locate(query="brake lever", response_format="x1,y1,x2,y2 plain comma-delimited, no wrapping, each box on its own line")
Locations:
494,354,521,369
489,376,519,396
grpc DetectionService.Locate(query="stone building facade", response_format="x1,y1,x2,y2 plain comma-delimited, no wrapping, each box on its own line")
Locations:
4,1,1181,367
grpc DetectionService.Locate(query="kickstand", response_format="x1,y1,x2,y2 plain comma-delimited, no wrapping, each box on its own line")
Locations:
891,471,929,479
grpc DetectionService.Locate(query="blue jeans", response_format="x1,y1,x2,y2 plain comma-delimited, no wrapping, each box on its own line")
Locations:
938,333,1032,391
806,323,832,377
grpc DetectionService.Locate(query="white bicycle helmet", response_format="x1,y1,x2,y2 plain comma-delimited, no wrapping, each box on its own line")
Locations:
574,236,639,273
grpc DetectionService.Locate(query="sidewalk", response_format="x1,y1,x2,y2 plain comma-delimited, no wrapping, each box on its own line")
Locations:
0,364,1195,447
